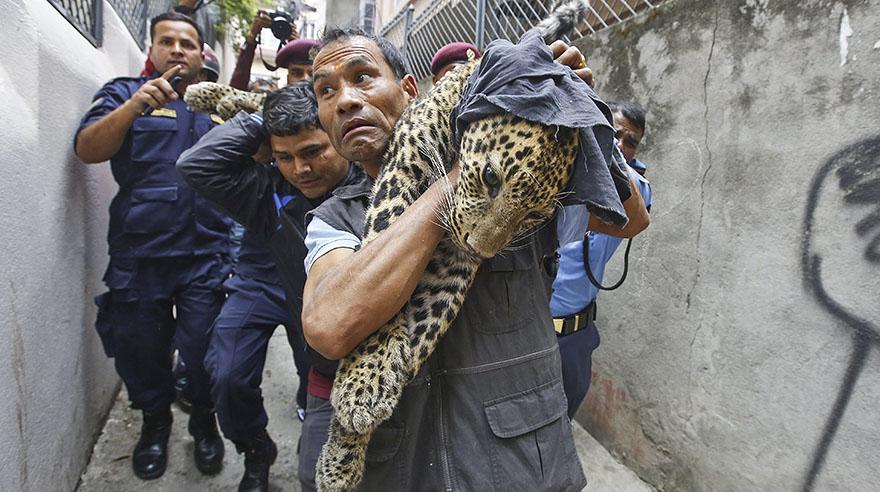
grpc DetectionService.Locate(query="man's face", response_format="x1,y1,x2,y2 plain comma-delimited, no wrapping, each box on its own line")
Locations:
270,128,349,199
149,20,203,81
287,63,313,84
312,37,417,165
612,111,644,165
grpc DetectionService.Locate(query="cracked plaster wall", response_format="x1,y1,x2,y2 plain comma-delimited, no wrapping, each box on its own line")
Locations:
0,1,146,489
574,0,880,490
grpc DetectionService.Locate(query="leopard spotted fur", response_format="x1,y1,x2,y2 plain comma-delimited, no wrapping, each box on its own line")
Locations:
315,57,580,491
184,82,266,121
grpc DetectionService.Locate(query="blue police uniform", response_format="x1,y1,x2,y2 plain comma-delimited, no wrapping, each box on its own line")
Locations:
205,228,311,442
78,76,232,412
552,165,652,418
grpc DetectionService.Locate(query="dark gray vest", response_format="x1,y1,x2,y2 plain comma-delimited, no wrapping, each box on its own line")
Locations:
309,172,586,491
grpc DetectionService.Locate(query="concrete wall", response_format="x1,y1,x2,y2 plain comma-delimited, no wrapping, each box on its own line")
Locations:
0,1,146,489
325,0,362,29
573,1,880,490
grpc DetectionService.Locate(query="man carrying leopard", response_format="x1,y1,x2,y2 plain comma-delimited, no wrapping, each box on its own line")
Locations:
300,27,649,491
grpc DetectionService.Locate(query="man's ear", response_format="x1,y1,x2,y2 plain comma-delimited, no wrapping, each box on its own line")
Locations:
401,74,419,102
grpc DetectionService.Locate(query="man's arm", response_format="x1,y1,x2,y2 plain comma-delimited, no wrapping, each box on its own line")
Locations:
76,67,182,164
588,173,650,238
176,112,278,237
302,171,458,360
229,12,272,90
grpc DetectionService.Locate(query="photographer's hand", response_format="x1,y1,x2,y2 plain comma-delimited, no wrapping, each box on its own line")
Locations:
247,11,273,45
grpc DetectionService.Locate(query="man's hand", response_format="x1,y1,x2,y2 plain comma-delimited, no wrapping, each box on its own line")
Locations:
126,66,182,115
549,40,594,87
247,11,273,44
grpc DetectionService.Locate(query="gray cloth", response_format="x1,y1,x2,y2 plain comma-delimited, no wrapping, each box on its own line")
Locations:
451,28,631,227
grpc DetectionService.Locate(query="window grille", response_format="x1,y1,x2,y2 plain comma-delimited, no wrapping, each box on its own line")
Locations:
379,0,665,81
47,0,103,47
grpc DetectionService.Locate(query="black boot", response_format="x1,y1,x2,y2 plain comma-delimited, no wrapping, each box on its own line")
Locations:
132,408,173,480
188,406,225,475
235,431,278,492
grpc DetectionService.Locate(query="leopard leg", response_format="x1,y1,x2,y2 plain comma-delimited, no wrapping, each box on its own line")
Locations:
331,248,478,435
331,320,413,434
315,416,371,492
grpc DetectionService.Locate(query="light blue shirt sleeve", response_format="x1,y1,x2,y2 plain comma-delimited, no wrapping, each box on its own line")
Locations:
303,217,361,274
549,164,652,317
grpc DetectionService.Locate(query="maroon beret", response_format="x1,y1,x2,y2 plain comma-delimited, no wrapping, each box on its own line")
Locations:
276,38,319,68
430,42,481,75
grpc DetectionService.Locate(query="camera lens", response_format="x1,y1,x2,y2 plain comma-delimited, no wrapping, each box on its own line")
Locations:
271,12,292,40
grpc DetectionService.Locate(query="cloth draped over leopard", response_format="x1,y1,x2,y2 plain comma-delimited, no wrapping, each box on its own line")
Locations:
452,28,632,227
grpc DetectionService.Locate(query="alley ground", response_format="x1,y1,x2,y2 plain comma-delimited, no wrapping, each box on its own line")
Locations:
78,331,652,491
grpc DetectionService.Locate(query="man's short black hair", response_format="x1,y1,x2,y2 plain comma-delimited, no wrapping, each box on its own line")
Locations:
150,12,204,49
607,100,647,133
319,27,408,80
262,80,320,137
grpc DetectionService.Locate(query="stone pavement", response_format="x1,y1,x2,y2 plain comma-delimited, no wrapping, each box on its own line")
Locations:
78,331,652,492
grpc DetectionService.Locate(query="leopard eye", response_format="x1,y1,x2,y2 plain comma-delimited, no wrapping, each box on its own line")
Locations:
527,211,547,221
482,164,500,198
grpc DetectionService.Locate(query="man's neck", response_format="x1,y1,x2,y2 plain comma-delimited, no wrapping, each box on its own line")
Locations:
361,160,381,178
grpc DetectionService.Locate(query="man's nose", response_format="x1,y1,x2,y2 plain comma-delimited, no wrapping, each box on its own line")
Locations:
293,158,312,175
336,85,363,114
171,40,184,54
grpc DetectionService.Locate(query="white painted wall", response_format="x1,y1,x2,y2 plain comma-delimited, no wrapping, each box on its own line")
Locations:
0,1,147,489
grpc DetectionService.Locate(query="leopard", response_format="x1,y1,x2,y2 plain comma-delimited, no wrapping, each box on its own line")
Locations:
183,81,266,121
314,54,580,491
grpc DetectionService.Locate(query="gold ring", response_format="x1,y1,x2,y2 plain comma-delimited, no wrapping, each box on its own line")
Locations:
576,54,587,70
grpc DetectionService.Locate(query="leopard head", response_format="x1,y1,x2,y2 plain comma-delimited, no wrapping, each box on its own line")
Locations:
444,113,579,258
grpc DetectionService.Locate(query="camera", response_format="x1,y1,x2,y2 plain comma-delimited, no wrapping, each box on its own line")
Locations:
268,10,293,41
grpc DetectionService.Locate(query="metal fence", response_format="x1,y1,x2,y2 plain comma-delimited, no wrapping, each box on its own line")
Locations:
379,0,664,81
105,0,219,50
48,0,103,46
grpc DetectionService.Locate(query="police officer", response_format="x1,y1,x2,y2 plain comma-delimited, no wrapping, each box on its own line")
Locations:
75,12,229,481
553,100,653,419
177,82,357,492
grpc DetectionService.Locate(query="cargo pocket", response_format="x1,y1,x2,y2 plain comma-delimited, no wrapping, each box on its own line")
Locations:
362,422,405,485
123,186,180,234
93,292,116,357
484,381,577,489
467,249,536,335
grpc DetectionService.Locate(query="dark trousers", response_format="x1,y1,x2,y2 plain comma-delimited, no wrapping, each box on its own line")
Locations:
204,274,310,442
94,255,230,412
558,320,601,419
298,394,333,492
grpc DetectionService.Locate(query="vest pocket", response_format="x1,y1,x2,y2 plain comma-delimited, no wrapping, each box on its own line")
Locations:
484,381,579,489
123,186,181,234
467,252,536,335
362,422,405,486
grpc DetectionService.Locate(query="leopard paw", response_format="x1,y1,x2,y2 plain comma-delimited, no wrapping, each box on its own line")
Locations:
332,323,413,434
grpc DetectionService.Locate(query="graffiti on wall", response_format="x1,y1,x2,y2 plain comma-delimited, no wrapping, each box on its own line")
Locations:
800,136,880,491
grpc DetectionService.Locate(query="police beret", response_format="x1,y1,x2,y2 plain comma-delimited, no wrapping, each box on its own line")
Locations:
276,38,320,68
430,42,481,76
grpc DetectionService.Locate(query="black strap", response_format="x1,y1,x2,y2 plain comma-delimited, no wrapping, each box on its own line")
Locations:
583,234,632,291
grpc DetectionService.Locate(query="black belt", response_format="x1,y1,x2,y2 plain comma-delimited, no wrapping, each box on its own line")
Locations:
553,302,596,336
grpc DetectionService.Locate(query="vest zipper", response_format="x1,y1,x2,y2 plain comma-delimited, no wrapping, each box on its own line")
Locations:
434,369,453,491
